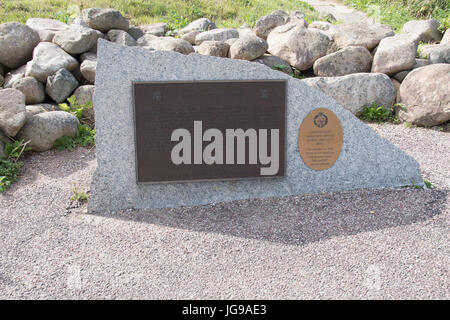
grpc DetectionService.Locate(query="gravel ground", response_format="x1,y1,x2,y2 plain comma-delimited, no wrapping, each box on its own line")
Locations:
0,123,448,299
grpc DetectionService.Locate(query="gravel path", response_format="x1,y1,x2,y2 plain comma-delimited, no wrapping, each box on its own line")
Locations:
0,123,448,299
303,0,375,24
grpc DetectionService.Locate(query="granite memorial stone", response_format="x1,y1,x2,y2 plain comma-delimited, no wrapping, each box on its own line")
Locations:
88,39,423,213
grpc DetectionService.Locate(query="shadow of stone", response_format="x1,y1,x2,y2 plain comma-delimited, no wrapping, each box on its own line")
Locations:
92,187,448,246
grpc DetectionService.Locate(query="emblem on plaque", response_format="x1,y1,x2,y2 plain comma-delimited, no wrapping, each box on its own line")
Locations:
313,112,328,128
152,90,162,102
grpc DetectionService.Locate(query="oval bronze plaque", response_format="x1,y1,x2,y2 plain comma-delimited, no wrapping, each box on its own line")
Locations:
298,108,343,171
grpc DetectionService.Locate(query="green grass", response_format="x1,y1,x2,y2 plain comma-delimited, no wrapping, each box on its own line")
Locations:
0,139,31,193
358,102,401,124
70,184,89,202
54,124,95,151
341,0,449,32
0,0,320,29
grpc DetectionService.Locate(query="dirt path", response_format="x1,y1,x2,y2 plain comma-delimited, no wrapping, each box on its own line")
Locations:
0,123,448,299
303,0,375,23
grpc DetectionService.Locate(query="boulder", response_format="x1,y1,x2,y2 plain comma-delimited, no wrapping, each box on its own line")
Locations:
302,73,395,114
25,42,79,82
333,22,394,50
313,46,372,77
286,11,308,26
73,85,95,105
52,25,100,54
12,76,45,104
127,26,144,40
136,33,158,47
72,17,89,28
229,36,268,60
225,38,239,46
73,85,95,121
3,65,26,88
26,18,69,42
0,74,3,87
237,25,255,38
0,89,27,137
390,78,401,103
254,54,293,75
82,8,129,32
429,44,450,64
80,59,97,84
181,30,201,45
255,13,287,40
80,52,97,62
398,64,450,126
147,37,194,55
195,28,239,45
106,29,136,46
267,23,329,71
442,29,450,45
0,22,40,69
17,111,79,151
26,103,60,117
309,21,336,39
402,19,442,43
393,59,430,82
197,41,229,57
45,68,79,103
178,18,216,35
140,23,167,36
372,34,419,75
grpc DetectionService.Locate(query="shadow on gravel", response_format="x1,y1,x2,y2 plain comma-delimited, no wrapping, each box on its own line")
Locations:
94,188,448,246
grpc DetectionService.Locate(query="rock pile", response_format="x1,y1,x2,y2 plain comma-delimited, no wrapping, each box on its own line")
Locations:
0,8,449,153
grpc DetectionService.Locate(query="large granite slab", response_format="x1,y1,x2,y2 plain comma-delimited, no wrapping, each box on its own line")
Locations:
88,39,423,213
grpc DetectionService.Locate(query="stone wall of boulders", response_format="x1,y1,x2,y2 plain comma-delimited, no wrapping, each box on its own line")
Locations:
0,8,449,152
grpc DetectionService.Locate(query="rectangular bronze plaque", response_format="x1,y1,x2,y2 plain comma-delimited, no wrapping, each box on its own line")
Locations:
133,80,286,183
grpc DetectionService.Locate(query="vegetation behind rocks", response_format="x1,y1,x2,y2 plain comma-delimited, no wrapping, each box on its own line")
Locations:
0,0,320,28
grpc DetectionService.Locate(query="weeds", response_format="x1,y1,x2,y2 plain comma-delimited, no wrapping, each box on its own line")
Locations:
70,184,89,203
54,124,95,151
0,139,31,193
359,102,400,124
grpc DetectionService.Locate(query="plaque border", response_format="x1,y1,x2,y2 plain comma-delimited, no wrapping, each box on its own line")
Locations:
131,79,287,185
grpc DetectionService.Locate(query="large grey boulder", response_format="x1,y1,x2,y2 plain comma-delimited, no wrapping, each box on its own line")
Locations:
80,60,97,84
267,23,329,71
127,26,144,40
147,37,194,55
398,64,450,126
0,22,40,69
0,89,27,137
255,13,287,40
402,19,442,43
372,34,419,75
237,25,255,38
197,41,229,57
12,76,45,104
334,22,394,50
53,25,100,54
139,23,167,36
195,28,239,45
313,46,372,77
178,18,216,35
3,65,26,88
106,29,136,46
82,8,129,32
302,73,395,114
26,18,69,42
17,111,79,151
25,42,78,82
45,68,79,103
254,54,293,75
136,33,158,47
229,36,268,60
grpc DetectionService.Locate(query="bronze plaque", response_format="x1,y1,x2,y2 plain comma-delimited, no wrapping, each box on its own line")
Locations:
298,108,343,171
133,80,286,183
